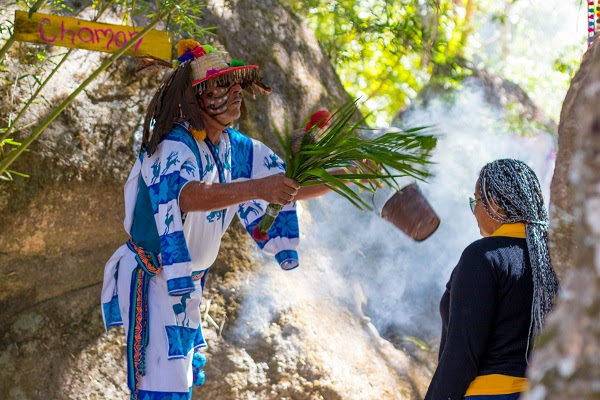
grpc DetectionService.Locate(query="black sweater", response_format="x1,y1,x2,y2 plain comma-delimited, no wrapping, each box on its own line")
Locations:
424,236,533,400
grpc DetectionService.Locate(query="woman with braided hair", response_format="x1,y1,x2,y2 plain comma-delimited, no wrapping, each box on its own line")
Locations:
425,158,560,400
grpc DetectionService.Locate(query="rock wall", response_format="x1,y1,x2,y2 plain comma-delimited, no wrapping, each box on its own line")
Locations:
525,39,600,399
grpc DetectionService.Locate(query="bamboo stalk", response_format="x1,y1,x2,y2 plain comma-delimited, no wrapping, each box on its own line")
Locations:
0,1,181,175
0,36,15,63
0,50,71,143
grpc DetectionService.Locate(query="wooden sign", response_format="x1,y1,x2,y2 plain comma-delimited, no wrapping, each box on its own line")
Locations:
13,10,172,60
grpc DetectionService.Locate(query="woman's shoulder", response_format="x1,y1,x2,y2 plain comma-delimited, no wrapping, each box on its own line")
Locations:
459,238,494,265
461,236,527,269
465,236,525,252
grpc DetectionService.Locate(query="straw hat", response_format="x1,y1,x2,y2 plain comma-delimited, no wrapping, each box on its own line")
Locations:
177,39,268,95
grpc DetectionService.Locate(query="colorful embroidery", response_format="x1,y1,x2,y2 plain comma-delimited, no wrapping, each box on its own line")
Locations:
181,160,196,177
227,128,253,179
201,153,215,180
137,388,192,400
223,145,231,171
163,205,174,236
148,173,189,213
102,294,122,327
205,210,222,223
151,159,161,185
166,276,195,295
103,123,301,397
126,239,162,399
159,232,192,266
244,211,299,249
172,293,191,327
161,151,180,175
238,200,263,225
191,270,206,281
274,211,300,237
275,250,299,270
165,325,197,358
263,153,285,171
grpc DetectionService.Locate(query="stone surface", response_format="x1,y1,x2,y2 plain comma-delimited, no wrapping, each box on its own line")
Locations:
524,38,600,399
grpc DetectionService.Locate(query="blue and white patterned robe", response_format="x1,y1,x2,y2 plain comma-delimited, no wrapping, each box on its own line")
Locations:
101,123,299,398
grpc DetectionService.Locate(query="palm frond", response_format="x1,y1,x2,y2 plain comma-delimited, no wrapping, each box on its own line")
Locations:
256,99,437,238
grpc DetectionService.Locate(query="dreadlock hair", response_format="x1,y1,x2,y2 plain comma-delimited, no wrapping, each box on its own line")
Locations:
478,158,560,353
142,61,206,156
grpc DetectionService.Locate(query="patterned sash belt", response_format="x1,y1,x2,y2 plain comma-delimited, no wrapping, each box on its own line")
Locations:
126,239,162,399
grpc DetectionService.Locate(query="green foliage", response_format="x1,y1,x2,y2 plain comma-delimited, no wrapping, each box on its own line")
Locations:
113,0,212,39
552,45,581,77
0,137,29,181
285,0,471,126
258,100,436,233
0,19,14,37
0,0,211,179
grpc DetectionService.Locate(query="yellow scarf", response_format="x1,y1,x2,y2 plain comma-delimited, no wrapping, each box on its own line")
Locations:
491,222,526,239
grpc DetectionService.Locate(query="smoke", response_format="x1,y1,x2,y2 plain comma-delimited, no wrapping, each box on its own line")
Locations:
233,81,556,352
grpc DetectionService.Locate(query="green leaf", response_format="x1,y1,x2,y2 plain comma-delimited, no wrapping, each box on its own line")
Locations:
303,167,372,209
6,169,29,178
2,139,22,146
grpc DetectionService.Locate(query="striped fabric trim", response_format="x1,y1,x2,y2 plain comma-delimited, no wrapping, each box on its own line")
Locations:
126,239,163,399
134,388,192,400
166,276,195,295
275,250,299,270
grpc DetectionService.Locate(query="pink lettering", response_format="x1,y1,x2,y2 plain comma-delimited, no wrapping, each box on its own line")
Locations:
128,31,144,54
114,31,127,48
77,27,95,43
95,28,114,49
39,18,56,43
60,21,75,44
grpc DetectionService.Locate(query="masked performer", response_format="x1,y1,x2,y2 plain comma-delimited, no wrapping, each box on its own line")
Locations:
100,40,334,399
425,159,560,400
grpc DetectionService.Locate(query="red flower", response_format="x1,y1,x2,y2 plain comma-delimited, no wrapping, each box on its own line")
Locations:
252,226,270,242
305,109,332,132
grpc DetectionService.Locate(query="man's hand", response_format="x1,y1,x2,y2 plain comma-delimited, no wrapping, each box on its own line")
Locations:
255,173,300,205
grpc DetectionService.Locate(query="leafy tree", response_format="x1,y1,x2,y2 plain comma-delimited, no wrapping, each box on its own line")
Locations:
284,0,473,126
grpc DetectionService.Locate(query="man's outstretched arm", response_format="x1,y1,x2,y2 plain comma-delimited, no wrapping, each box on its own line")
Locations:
179,174,299,212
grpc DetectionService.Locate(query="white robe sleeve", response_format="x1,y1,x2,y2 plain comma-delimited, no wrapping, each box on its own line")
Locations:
236,138,300,270
143,138,200,295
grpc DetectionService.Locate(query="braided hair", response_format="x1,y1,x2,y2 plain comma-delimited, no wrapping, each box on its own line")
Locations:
142,61,206,156
478,159,560,352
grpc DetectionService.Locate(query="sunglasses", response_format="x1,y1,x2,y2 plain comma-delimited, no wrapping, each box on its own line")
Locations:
469,197,481,213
